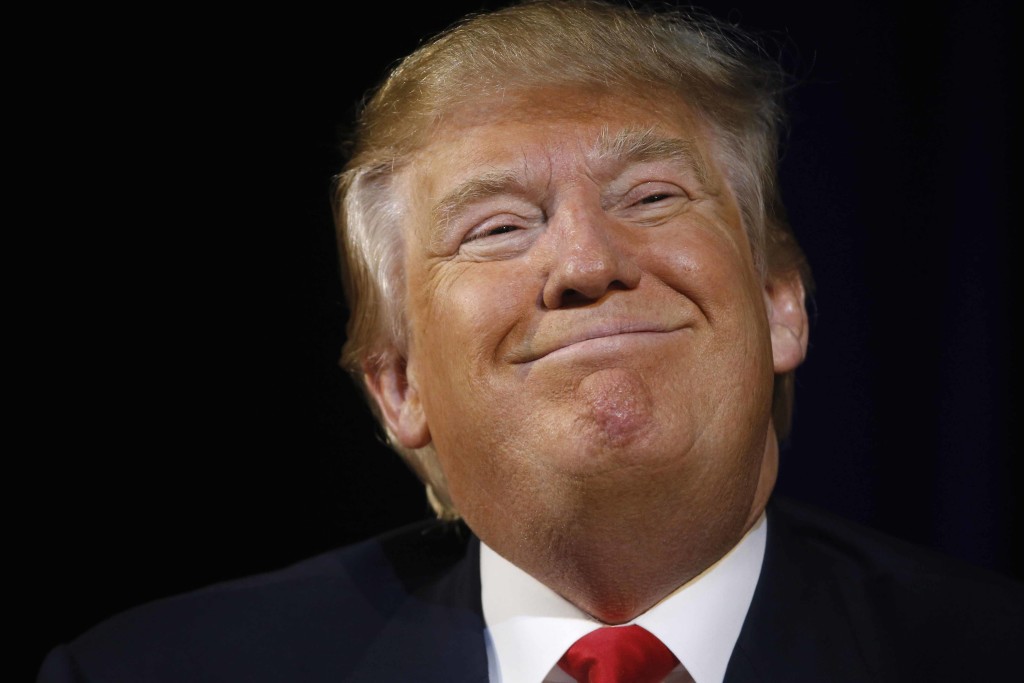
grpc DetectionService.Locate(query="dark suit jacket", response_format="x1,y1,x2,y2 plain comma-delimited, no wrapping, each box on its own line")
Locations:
37,496,1024,682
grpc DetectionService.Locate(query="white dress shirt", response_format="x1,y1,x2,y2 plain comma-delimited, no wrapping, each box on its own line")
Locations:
481,513,766,683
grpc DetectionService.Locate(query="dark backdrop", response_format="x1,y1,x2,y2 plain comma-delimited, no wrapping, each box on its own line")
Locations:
27,0,1020,675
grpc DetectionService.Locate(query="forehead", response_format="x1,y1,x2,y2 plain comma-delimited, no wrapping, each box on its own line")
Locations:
400,87,717,214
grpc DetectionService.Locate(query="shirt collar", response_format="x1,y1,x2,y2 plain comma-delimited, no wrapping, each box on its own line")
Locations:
481,513,767,683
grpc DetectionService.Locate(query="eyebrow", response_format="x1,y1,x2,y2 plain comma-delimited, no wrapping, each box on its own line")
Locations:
432,169,528,233
593,126,710,184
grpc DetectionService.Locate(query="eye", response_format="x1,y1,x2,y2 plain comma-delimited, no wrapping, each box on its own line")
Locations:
623,181,685,210
457,202,542,256
485,224,519,237
465,223,521,242
638,192,671,205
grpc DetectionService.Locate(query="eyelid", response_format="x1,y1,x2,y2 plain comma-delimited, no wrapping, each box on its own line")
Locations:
622,181,687,207
449,192,540,240
465,223,522,243
463,214,528,242
459,220,537,259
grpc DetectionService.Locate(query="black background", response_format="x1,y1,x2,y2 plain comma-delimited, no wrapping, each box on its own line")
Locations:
26,0,1021,675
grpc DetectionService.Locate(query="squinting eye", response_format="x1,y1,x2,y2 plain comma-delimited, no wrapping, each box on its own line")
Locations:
639,193,670,205
487,225,519,236
465,224,520,243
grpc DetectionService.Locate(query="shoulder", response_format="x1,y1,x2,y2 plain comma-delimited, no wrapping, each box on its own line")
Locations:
768,495,1024,609
747,496,1024,681
38,519,483,683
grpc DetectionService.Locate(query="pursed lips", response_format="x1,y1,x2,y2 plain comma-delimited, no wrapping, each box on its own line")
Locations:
509,319,687,364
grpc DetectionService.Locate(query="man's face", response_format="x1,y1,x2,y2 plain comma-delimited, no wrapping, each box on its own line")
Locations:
369,87,806,579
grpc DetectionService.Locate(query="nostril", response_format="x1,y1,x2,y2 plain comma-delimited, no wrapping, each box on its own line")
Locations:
556,280,633,308
559,288,588,308
607,279,632,292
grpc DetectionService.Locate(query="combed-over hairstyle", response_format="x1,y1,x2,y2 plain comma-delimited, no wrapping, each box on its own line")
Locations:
333,0,813,519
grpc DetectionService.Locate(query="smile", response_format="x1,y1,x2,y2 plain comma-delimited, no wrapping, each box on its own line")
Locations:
512,322,687,364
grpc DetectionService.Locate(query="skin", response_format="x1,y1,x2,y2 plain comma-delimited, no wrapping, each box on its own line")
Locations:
366,87,808,623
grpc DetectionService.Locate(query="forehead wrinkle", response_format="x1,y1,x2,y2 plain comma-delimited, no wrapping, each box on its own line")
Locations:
591,125,710,185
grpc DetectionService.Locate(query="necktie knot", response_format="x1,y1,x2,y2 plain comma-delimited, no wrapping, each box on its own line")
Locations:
558,624,679,683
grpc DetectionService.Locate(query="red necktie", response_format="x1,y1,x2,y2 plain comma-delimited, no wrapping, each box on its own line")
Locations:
558,624,679,683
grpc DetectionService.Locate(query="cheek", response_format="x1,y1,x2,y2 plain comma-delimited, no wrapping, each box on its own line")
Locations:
427,264,531,361
646,228,762,318
644,227,774,404
408,262,534,441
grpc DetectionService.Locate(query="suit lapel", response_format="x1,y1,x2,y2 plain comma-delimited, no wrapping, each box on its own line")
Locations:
724,498,876,683
347,523,489,683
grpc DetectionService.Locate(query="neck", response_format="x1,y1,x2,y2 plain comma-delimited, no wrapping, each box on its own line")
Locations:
487,435,778,624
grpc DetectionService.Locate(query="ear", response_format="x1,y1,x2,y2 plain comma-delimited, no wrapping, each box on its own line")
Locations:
362,352,431,449
763,273,809,374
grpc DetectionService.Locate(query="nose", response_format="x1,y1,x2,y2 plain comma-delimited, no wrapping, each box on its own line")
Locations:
541,204,642,309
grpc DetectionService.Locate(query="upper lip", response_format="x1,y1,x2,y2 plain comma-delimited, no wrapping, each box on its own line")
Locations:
509,318,685,364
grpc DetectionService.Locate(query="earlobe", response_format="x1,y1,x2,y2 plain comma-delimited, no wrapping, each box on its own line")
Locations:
764,274,809,374
362,352,431,449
